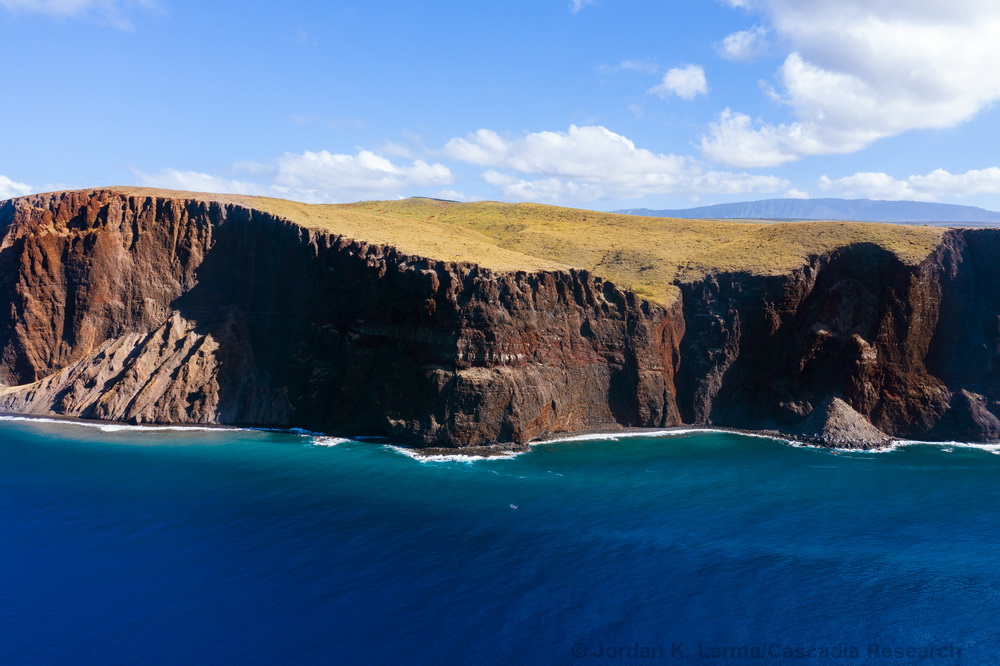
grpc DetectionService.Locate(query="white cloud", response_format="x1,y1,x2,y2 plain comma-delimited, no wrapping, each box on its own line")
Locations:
137,150,454,203
0,0,157,28
445,125,787,202
481,170,517,187
270,150,452,201
0,174,34,200
784,188,810,199
570,0,594,12
447,125,685,177
819,167,1000,201
702,109,798,168
703,1,1000,166
649,65,708,101
435,189,477,202
717,25,770,61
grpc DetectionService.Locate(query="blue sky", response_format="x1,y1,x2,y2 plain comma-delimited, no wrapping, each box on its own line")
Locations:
3,0,1000,211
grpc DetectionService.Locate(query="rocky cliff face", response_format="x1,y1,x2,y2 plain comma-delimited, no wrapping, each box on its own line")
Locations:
2,189,999,446
0,189,682,445
676,232,1000,444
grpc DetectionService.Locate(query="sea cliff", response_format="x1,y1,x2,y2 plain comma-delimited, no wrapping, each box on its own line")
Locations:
1,188,997,448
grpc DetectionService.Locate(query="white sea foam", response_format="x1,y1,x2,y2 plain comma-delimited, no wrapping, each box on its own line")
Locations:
790,437,1000,455
94,424,225,433
310,437,352,447
383,444,525,463
384,427,794,463
0,415,227,433
532,427,1000,457
0,414,326,438
890,439,1000,455
534,428,789,446
384,427,797,463
0,415,92,427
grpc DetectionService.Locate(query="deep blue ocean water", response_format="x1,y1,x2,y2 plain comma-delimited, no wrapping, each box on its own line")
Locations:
1,419,998,665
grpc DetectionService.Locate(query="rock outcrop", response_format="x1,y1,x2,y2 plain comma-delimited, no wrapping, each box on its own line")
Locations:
0,189,682,445
2,188,1000,448
794,397,892,449
673,233,1000,446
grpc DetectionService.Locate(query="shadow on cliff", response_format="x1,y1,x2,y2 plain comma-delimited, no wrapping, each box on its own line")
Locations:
925,230,1000,438
171,206,461,435
0,200,30,384
676,242,950,437
928,230,1000,396
171,207,686,442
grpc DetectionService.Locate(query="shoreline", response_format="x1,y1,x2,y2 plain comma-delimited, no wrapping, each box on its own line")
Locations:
2,412,998,459
0,412,322,437
381,425,1000,461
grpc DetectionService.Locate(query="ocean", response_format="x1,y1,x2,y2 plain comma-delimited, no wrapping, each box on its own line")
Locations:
1,418,997,665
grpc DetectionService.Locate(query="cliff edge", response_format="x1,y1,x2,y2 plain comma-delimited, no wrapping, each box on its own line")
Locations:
1,187,997,448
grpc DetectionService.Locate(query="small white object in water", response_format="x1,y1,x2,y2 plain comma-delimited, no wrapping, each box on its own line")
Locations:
509,504,518,509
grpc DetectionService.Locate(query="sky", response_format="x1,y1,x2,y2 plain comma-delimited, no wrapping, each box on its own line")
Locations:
3,0,1000,211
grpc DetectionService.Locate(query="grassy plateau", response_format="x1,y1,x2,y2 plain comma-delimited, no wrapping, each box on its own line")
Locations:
112,188,947,304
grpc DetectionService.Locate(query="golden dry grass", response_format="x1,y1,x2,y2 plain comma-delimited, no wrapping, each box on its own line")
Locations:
108,188,946,304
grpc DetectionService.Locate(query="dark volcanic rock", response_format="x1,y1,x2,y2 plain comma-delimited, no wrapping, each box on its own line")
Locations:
794,397,892,449
929,390,1000,442
673,235,1000,444
0,189,683,445
3,189,1000,447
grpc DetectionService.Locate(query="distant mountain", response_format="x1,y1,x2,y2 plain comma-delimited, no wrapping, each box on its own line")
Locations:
616,198,1000,224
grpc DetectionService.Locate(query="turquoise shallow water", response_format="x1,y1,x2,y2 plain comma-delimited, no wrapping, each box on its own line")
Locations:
1,418,998,664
